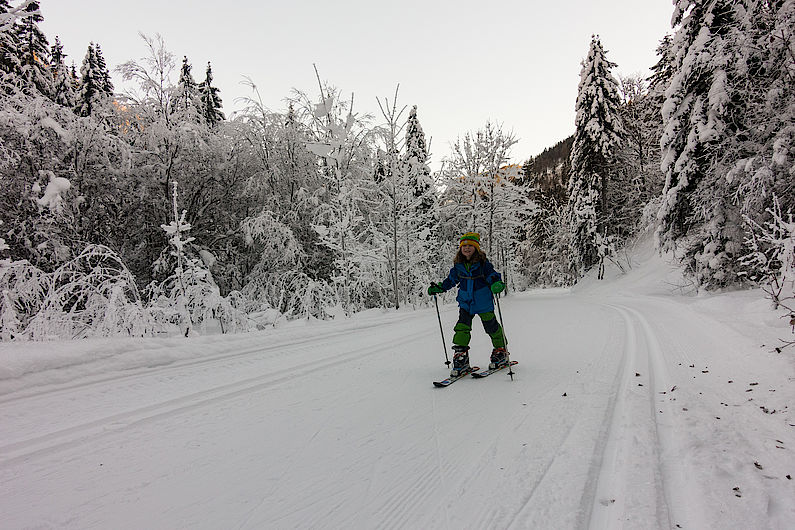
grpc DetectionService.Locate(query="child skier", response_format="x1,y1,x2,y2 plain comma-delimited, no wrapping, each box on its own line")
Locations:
428,232,507,376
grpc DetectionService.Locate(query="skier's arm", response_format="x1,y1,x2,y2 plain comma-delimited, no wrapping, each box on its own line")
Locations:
482,261,502,285
440,267,460,291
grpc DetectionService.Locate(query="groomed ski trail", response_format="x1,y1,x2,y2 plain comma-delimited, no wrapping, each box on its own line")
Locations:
2,289,793,529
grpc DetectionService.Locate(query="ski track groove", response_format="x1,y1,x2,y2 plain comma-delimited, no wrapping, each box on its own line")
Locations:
591,302,709,530
582,304,656,529
627,303,711,530
507,306,623,530
503,421,579,529
0,340,391,468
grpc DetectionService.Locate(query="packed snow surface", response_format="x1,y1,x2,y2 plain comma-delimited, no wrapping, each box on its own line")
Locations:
1,239,793,529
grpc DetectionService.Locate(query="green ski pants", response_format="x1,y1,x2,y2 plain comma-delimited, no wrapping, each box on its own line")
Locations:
452,308,505,348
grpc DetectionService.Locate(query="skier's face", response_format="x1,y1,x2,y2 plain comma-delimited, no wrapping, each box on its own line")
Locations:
461,244,476,259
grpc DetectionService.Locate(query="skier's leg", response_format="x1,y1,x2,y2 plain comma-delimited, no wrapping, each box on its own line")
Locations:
480,311,505,348
450,309,474,375
453,308,474,347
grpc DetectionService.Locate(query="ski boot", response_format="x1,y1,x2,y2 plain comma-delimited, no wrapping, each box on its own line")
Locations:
489,347,508,369
450,346,471,377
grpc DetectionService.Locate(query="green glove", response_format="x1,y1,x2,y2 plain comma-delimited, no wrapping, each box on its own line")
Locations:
427,283,444,295
490,280,505,294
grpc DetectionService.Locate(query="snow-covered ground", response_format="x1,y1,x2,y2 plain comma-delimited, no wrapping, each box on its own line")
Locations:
1,239,793,529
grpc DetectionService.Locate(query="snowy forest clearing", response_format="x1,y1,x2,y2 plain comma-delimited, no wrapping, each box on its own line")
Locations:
1,246,793,529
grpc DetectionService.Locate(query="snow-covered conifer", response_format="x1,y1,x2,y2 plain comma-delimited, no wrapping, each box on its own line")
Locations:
567,35,623,273
13,0,52,98
0,1,23,92
403,105,433,210
50,36,75,107
75,41,114,116
173,55,199,119
728,1,795,296
93,44,113,94
658,0,748,288
76,43,99,116
198,61,224,125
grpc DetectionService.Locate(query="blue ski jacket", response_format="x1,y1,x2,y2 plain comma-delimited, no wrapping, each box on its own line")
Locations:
439,260,502,315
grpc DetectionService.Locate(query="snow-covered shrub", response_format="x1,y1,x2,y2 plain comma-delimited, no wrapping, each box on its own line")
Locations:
23,244,154,340
149,181,251,336
147,262,251,336
742,195,795,311
0,258,47,340
241,209,302,270
242,270,338,320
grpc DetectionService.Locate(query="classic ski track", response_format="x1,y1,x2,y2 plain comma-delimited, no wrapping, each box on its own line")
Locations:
585,302,708,530
0,310,427,404
501,303,623,530
580,303,662,529
497,420,579,530
0,336,405,468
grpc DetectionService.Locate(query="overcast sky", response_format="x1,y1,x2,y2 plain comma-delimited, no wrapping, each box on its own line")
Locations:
39,0,675,168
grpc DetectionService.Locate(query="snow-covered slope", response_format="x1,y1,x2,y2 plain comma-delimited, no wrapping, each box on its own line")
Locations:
1,239,793,529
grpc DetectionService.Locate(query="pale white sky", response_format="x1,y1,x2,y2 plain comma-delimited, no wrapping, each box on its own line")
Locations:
40,0,674,167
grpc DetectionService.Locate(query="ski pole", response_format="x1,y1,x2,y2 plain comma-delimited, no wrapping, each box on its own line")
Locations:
432,290,450,367
493,293,514,380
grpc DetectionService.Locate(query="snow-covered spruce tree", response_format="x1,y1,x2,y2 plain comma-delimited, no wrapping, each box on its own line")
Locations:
0,1,22,93
76,42,109,117
403,105,435,213
373,89,442,309
14,0,52,99
372,94,439,310
172,55,200,120
730,0,794,216
0,1,38,94
50,36,76,108
567,35,623,276
658,0,748,289
93,44,113,95
729,1,795,320
198,61,224,126
401,105,441,306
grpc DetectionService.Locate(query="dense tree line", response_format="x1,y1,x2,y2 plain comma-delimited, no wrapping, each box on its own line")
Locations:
0,1,538,339
1,0,793,341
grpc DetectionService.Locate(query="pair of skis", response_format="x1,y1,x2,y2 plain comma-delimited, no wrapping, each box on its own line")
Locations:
433,360,518,387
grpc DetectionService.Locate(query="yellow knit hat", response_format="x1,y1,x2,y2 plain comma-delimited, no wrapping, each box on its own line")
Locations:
459,232,480,251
